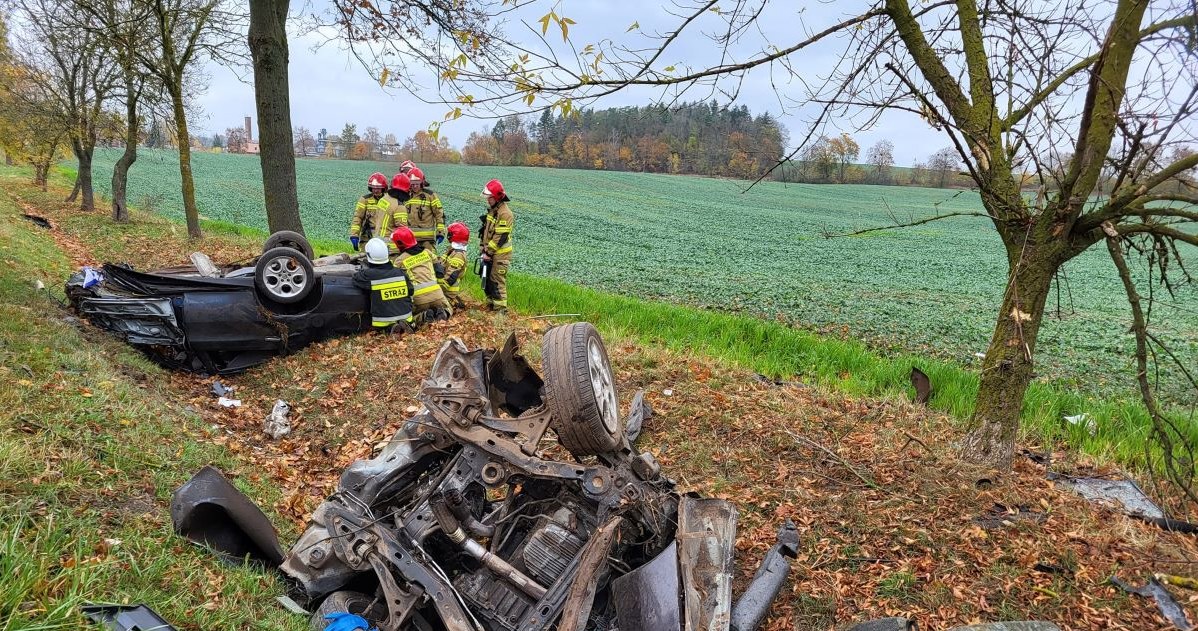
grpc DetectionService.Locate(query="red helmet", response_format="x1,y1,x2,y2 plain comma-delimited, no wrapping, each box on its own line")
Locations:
367,172,387,190
447,222,470,244
407,167,424,185
481,179,505,199
390,173,410,192
400,160,416,173
391,226,417,249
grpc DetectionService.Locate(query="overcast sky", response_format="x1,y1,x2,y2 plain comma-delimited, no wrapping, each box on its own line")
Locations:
193,1,951,165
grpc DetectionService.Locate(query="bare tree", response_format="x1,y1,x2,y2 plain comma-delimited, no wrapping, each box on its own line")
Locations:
225,126,247,153
76,0,165,222
327,0,1198,476
250,0,301,234
11,0,120,212
294,126,315,155
137,0,244,238
866,139,894,184
926,147,959,188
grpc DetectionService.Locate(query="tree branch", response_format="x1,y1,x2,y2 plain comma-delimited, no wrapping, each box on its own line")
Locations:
822,211,988,238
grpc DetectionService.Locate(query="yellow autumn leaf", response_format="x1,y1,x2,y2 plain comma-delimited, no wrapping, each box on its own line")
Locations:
626,21,639,32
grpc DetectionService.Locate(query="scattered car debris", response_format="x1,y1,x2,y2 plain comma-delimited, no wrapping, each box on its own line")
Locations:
34,279,44,291
910,366,932,404
1110,576,1194,630
276,595,309,616
174,326,816,631
217,396,241,408
211,381,232,397
1063,412,1096,435
663,388,674,396
263,400,291,439
1048,473,1164,520
170,465,284,566
21,213,52,229
67,232,372,374
81,603,176,631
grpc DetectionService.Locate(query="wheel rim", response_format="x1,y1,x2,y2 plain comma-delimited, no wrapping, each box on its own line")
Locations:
262,254,307,299
587,337,619,435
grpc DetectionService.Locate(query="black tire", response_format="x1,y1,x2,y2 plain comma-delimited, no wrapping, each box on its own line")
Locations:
255,247,315,305
541,322,623,456
263,230,314,260
309,590,385,631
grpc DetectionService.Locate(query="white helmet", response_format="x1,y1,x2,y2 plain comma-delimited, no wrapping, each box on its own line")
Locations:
365,238,390,264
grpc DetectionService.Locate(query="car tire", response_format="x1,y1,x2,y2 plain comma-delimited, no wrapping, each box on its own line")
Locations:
308,590,385,631
541,322,623,456
263,230,314,260
255,247,315,305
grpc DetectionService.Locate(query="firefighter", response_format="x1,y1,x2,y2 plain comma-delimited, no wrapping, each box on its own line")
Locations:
479,179,514,312
351,238,415,333
404,167,445,252
399,160,428,187
439,222,470,310
349,172,396,252
391,226,452,323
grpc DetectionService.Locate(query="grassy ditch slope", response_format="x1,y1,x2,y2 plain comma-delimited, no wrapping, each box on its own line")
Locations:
85,150,1197,405
3,165,1198,629
0,173,303,630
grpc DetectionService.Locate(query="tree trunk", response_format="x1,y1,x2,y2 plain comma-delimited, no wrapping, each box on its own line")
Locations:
34,162,50,190
66,176,81,202
959,244,1060,468
112,80,139,223
250,0,304,235
77,144,95,212
170,86,202,238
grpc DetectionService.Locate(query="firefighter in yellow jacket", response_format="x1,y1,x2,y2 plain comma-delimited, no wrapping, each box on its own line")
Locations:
391,226,452,323
404,167,445,252
479,179,514,311
349,172,401,252
439,222,470,309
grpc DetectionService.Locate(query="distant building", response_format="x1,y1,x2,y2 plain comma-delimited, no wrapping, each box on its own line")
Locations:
244,116,260,154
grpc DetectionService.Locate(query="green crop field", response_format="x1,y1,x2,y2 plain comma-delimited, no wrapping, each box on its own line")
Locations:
88,149,1197,403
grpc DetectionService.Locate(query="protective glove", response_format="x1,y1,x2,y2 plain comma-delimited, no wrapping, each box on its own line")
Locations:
323,612,375,631
349,237,360,251
436,234,445,245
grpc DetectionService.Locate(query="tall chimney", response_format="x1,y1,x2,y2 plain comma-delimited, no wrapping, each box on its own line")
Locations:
244,116,252,142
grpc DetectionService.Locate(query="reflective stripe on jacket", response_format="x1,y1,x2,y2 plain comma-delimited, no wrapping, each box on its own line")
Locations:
405,191,445,241
398,249,448,307
351,195,403,252
481,201,514,260
439,249,468,294
351,263,414,328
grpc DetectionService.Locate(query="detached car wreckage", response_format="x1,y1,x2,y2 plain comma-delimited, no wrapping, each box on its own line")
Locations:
172,323,799,631
67,231,372,374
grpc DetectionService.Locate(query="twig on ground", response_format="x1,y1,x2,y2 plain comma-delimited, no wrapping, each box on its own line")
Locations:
901,430,930,452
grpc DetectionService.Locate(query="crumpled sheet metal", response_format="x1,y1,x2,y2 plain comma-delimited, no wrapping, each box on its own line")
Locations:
81,603,177,631
1048,473,1164,520
1110,576,1194,630
170,465,284,566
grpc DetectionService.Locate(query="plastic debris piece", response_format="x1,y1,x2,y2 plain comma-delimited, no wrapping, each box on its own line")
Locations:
1110,576,1194,630
81,603,177,630
211,381,230,397
276,595,309,615
1049,473,1164,519
1063,413,1096,435
663,388,674,396
264,400,291,439
217,396,241,408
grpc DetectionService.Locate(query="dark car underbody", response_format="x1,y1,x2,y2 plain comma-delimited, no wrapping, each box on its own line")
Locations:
68,257,369,374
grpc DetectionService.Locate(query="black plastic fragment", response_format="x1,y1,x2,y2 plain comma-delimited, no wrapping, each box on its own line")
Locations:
170,465,284,566
82,603,176,631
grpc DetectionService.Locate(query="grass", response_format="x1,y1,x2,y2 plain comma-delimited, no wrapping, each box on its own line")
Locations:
83,149,1198,405
0,163,1191,629
0,175,303,629
489,270,1177,470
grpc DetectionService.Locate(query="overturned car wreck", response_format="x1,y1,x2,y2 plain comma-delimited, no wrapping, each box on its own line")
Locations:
67,231,370,373
174,324,798,631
